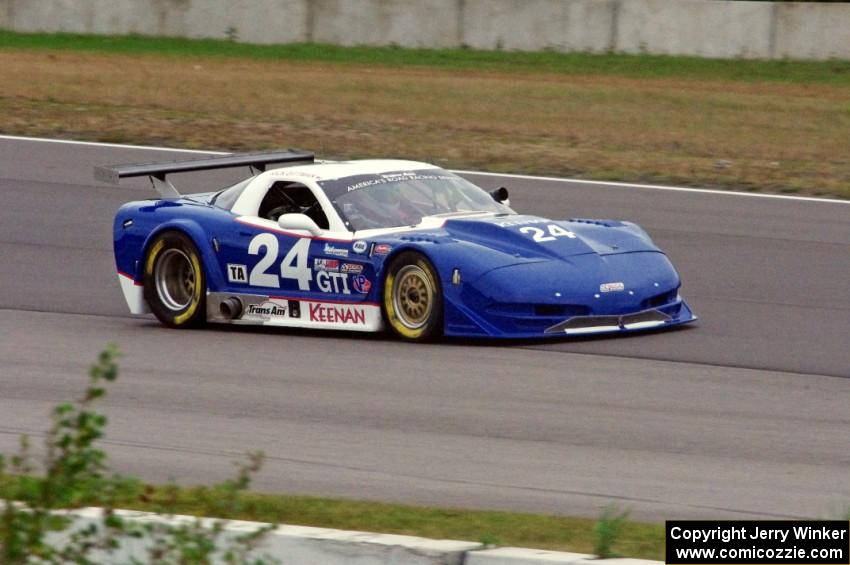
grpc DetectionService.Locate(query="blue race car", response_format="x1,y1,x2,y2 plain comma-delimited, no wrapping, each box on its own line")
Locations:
96,150,696,341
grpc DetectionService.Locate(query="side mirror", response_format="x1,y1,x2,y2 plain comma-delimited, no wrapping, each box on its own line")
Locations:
490,186,510,207
278,213,321,236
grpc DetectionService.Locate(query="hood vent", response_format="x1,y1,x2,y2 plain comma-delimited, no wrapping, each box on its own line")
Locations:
567,218,624,228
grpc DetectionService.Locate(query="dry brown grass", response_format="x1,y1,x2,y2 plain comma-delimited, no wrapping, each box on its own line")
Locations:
1,51,848,196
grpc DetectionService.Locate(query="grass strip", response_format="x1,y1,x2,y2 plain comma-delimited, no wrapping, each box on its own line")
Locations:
0,475,665,559
1,31,848,197
1,30,850,85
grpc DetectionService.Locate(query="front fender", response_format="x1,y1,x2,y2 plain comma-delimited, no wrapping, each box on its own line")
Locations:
372,239,531,336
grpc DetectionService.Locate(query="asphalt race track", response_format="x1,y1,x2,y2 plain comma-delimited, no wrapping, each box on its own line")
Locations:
1,137,849,521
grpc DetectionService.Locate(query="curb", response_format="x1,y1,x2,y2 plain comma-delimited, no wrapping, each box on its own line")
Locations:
468,548,660,564
47,507,664,565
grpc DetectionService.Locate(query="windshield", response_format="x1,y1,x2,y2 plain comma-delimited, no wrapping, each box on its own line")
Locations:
319,169,512,231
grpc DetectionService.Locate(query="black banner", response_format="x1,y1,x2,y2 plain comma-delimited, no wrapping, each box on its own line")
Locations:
666,521,850,564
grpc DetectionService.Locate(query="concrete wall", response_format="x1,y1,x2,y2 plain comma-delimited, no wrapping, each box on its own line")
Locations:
311,0,460,47
615,0,775,59
462,0,619,53
4,0,310,44
775,2,850,59
2,0,849,60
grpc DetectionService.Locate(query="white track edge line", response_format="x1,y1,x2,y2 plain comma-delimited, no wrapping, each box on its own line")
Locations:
0,134,228,155
454,170,850,205
2,134,846,205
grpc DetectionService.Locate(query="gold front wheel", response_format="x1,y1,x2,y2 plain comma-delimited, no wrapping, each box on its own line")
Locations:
393,265,434,330
383,252,443,341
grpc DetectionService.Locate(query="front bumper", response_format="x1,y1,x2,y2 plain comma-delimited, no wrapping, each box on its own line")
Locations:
442,250,696,339
543,300,696,336
443,293,696,339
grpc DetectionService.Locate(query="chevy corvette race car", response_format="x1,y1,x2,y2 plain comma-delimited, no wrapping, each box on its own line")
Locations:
96,150,696,341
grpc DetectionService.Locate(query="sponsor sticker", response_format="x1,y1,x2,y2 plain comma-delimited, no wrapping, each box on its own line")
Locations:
600,282,625,293
278,170,321,179
314,258,340,272
324,243,349,258
319,170,457,199
381,171,416,179
496,217,549,228
352,240,368,254
316,270,351,294
245,301,287,318
344,172,455,192
309,303,367,325
288,300,301,318
352,275,372,294
226,264,248,283
373,244,392,255
346,178,385,192
341,263,364,274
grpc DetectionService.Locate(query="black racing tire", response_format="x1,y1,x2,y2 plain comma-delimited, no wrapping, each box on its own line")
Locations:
382,251,443,341
143,231,206,328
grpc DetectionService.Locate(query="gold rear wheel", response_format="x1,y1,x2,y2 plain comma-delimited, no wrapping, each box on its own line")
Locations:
143,231,206,328
154,248,196,311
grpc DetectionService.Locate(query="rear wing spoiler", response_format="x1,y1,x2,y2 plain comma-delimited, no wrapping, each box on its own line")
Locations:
94,149,315,198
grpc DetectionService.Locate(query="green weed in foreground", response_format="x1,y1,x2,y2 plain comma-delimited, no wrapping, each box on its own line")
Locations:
595,505,631,558
1,30,849,85
0,346,278,564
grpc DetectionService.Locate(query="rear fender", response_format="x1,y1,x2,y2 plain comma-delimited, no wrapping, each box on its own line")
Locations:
139,220,224,290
